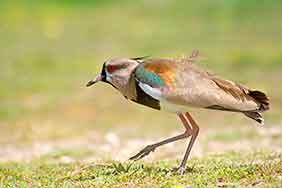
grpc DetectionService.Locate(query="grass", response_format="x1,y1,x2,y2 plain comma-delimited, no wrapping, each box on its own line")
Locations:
0,152,281,188
0,1,281,187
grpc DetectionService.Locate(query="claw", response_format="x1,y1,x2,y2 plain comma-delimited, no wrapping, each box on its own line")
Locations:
172,166,186,175
129,145,156,161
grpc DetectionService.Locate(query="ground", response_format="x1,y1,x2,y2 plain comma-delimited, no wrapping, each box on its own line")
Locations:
0,1,281,187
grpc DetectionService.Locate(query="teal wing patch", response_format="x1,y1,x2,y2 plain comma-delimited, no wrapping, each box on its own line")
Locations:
135,66,166,88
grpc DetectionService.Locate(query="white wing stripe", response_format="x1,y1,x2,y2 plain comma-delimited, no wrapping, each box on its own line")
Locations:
138,82,162,100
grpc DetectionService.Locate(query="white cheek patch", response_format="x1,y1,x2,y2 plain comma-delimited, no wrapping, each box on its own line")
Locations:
106,76,112,82
106,72,113,82
139,82,162,100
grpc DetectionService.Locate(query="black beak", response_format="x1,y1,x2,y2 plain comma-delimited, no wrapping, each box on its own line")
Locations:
86,74,103,87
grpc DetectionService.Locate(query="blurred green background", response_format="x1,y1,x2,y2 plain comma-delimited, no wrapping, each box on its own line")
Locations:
0,0,281,152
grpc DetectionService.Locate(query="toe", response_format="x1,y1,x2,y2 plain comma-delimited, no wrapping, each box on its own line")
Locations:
171,166,186,175
128,145,156,161
177,167,186,175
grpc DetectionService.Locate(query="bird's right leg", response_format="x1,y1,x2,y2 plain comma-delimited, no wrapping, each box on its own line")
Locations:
129,113,193,161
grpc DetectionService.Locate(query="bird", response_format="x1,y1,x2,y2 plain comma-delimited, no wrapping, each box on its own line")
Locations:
86,51,270,174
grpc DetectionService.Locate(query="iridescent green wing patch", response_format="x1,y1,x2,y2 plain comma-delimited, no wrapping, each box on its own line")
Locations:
135,66,166,88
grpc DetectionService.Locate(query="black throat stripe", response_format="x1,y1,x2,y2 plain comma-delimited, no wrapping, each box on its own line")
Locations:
131,80,160,110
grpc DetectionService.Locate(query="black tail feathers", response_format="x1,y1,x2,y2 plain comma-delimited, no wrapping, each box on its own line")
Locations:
243,90,269,125
243,111,264,125
248,90,270,112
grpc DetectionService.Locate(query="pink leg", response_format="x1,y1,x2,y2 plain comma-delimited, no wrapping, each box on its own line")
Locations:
176,112,200,175
129,113,193,161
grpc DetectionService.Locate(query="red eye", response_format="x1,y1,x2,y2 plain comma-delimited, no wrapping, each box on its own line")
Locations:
107,65,117,73
106,64,127,73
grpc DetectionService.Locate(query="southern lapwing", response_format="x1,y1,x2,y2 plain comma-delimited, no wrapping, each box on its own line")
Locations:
86,51,269,174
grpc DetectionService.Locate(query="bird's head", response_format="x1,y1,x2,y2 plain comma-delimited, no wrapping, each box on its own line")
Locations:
86,58,141,92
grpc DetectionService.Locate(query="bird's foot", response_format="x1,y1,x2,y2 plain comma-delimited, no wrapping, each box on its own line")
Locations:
172,166,186,175
129,145,156,161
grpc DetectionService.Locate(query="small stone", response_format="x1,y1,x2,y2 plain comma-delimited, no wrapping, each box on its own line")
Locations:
105,132,120,146
60,156,75,163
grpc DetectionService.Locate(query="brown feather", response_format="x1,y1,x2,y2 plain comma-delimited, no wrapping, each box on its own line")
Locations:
211,77,251,102
211,77,270,112
143,59,176,86
248,90,270,111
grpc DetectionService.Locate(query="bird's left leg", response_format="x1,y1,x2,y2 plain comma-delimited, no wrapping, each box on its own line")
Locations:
175,112,199,175
129,113,193,161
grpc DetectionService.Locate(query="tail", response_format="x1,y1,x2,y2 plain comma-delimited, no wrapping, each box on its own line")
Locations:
244,111,264,125
248,90,270,112
243,90,270,125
